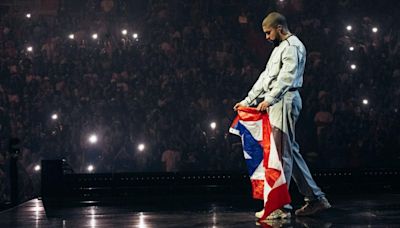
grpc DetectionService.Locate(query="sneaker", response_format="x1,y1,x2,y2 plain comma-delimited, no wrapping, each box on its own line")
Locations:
256,218,291,227
295,197,331,216
255,209,264,219
256,209,291,220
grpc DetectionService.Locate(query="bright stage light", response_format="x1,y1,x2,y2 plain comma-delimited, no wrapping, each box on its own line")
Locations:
27,46,33,52
132,33,138,39
87,165,94,172
34,165,41,172
26,13,31,18
372,27,378,33
346,25,352,31
138,143,145,151
51,113,58,120
349,46,354,51
362,99,369,105
121,29,128,35
88,134,98,144
68,34,74,39
210,122,217,130
92,33,98,40
350,64,357,70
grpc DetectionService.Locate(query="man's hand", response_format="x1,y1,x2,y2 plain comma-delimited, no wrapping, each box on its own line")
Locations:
256,101,269,112
233,102,243,111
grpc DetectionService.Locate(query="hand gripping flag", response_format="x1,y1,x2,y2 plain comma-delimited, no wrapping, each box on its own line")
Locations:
229,107,291,220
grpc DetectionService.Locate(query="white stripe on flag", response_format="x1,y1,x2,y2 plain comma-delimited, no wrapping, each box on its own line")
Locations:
229,127,240,136
250,160,265,180
238,120,263,141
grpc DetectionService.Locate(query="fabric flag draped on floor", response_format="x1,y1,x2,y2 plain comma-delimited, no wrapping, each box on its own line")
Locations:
229,107,291,220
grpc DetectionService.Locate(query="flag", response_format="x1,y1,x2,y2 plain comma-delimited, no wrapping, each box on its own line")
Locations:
229,107,291,220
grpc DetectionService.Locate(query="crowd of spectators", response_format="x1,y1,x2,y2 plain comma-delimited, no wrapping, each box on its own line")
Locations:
0,0,399,204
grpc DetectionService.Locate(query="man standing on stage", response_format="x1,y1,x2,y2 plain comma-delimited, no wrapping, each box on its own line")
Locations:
233,12,331,220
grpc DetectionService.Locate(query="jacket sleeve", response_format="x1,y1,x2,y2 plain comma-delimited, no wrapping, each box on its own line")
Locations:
240,70,267,106
264,45,298,106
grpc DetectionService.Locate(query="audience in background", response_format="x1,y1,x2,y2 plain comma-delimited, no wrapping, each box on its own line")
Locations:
0,0,399,205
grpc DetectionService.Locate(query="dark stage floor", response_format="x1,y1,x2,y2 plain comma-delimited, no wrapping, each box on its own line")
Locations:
1,194,400,227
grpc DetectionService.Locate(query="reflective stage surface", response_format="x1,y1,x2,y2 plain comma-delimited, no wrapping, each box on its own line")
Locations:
1,194,400,227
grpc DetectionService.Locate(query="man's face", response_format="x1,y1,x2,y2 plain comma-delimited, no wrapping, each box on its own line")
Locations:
263,25,282,46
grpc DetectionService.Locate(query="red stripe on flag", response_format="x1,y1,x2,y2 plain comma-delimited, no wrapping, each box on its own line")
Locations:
265,168,281,187
259,184,291,221
251,179,264,200
237,107,264,121
261,113,272,170
230,115,240,129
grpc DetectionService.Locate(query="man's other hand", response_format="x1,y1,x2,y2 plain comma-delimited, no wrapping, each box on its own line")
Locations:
233,103,243,111
256,101,269,112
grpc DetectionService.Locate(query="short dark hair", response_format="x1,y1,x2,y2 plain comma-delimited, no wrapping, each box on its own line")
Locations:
262,12,288,29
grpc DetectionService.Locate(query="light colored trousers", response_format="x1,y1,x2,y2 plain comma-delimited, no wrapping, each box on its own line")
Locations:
268,90,325,209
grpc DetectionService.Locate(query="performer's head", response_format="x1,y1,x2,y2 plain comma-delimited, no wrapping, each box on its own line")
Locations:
262,12,290,46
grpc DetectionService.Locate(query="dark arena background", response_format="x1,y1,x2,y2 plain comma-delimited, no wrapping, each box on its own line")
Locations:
0,0,400,227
